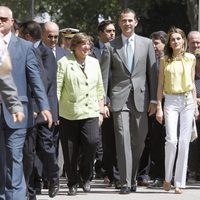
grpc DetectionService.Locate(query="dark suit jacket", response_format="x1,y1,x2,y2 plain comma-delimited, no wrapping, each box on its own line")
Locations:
38,42,58,122
3,34,49,129
55,46,70,62
91,42,102,62
91,41,111,104
101,34,157,112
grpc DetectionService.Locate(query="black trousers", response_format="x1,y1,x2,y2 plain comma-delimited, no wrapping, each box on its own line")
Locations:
94,127,103,177
148,115,165,180
137,115,165,181
188,118,200,177
102,114,119,182
23,124,59,198
59,117,99,188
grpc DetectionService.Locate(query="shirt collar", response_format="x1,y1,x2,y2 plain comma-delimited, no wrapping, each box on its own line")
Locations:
34,40,41,48
98,40,105,49
3,31,12,45
121,33,135,45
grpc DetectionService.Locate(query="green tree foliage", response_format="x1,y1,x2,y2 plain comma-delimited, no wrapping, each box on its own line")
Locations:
0,0,121,38
0,0,198,38
120,0,193,36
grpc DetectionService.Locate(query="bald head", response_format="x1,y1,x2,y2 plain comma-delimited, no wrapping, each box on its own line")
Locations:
43,21,59,32
0,6,14,35
187,31,200,54
0,6,13,18
42,22,59,48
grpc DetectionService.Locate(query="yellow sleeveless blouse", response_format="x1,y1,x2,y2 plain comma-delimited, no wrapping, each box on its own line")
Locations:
163,52,195,94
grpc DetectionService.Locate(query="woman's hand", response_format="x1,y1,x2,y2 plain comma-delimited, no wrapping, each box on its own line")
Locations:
103,106,110,118
99,114,104,127
197,98,200,107
156,107,164,124
195,108,199,120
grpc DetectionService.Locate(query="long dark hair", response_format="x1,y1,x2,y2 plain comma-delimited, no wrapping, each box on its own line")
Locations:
165,27,187,61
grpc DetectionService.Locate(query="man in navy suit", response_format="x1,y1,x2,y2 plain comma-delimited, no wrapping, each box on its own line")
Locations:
0,6,52,200
0,35,24,122
41,21,69,177
42,21,69,152
19,21,60,200
90,20,120,185
42,21,70,61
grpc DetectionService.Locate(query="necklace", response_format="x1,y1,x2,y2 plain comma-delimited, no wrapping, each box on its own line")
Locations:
79,62,85,69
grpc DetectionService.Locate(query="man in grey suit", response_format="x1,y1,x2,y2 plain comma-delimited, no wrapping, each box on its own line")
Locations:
101,8,157,194
0,6,52,200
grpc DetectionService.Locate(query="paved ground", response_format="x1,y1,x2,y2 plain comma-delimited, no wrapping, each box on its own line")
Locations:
37,178,200,200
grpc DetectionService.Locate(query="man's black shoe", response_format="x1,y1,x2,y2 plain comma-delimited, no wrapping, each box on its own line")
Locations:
48,180,59,198
119,186,130,194
131,184,137,192
68,185,77,196
82,180,91,192
114,180,121,189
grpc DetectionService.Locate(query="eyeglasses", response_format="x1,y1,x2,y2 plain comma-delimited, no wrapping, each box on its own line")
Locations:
48,35,59,40
0,17,9,23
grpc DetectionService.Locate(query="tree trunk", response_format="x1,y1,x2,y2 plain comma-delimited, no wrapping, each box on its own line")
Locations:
186,0,198,30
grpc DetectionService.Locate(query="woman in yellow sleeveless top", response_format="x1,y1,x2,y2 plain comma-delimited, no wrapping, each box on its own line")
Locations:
156,27,199,194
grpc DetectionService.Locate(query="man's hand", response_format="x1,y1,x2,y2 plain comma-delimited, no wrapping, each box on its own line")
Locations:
103,106,110,118
54,120,59,126
156,108,164,124
148,103,157,116
99,114,104,127
197,98,200,107
40,110,53,128
12,112,24,122
195,108,199,120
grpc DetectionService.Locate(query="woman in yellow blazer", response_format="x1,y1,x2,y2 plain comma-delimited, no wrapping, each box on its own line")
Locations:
57,33,104,196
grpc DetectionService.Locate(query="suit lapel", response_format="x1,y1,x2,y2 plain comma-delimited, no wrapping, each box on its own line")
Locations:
93,47,101,61
114,37,128,70
132,35,141,74
8,34,18,56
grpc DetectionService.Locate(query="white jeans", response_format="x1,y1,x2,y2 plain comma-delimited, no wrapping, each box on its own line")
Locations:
164,92,195,188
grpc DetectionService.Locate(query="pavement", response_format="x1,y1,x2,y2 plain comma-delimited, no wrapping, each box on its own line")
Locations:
37,178,200,200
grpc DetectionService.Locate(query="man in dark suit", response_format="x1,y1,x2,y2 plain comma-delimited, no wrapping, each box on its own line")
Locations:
19,21,59,200
0,6,52,200
42,21,70,61
41,21,69,177
101,8,157,194
41,20,69,156
137,31,167,187
90,20,120,186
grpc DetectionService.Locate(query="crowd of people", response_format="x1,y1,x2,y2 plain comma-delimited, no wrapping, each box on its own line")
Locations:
0,5,200,200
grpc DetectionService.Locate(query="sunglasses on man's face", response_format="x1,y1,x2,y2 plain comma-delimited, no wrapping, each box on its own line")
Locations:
48,35,59,40
0,17,9,23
